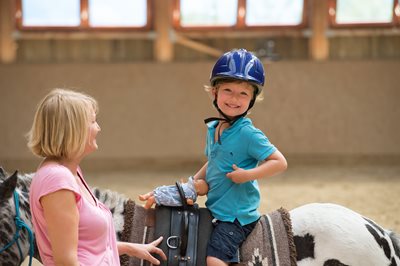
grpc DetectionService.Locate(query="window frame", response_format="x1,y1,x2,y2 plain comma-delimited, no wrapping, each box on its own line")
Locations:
15,0,153,31
172,0,308,31
328,0,400,28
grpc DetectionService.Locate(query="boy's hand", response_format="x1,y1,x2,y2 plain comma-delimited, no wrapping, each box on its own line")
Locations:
226,164,251,183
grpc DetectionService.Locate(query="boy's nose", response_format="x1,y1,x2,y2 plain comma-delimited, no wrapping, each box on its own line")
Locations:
230,94,240,102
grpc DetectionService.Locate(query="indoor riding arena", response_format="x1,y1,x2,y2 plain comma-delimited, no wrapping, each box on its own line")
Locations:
0,1,399,265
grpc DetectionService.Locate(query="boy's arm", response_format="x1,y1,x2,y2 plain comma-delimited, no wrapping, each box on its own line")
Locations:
193,161,208,181
226,150,287,184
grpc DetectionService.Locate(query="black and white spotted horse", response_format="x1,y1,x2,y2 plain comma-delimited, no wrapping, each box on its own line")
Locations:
0,168,128,266
1,168,399,266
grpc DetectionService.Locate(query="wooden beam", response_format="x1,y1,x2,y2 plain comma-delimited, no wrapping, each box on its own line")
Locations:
14,31,157,40
309,0,329,60
0,0,17,63
153,0,173,62
174,33,223,58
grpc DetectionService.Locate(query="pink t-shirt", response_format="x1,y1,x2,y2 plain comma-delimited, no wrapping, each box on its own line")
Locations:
29,164,120,266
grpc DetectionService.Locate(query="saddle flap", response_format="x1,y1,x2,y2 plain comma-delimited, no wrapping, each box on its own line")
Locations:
155,205,213,266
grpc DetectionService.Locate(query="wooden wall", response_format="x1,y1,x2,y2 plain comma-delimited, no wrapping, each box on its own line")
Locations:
0,0,399,172
1,60,399,172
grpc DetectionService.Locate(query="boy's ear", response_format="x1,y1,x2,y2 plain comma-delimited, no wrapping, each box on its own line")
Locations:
212,87,218,98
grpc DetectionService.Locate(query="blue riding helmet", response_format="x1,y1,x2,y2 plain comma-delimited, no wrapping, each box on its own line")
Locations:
204,49,266,136
210,49,265,95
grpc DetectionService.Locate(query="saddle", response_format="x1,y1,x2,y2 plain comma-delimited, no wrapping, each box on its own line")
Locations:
120,184,296,266
154,182,213,266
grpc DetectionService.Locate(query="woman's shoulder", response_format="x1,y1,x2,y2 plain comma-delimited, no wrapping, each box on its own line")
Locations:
36,163,73,177
31,163,80,198
33,163,76,187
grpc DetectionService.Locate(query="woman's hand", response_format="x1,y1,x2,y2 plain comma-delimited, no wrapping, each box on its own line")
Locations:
118,237,167,265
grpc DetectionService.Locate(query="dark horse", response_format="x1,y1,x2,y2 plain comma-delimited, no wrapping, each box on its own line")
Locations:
1,168,400,266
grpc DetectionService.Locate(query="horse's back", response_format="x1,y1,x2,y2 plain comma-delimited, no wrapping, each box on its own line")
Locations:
290,203,398,266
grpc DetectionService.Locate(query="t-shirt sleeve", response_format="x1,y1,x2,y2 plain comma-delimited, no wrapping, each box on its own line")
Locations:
246,128,277,162
36,166,81,203
205,131,212,157
205,139,210,157
204,121,218,157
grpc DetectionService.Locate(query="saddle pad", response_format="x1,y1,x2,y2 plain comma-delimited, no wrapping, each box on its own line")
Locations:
120,202,296,266
120,200,155,266
240,207,297,266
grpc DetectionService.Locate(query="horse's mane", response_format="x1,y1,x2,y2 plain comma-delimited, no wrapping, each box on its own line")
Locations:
389,231,400,258
16,172,34,192
92,187,129,208
91,187,129,237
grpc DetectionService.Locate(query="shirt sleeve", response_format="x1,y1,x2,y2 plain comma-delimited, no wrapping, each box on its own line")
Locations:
36,166,81,203
205,130,212,157
246,128,277,161
205,121,218,157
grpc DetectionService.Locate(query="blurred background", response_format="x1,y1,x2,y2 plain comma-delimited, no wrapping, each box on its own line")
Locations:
1,0,399,171
0,2,399,264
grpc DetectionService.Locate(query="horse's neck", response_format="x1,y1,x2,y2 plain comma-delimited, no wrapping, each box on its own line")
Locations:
16,173,34,225
0,173,38,265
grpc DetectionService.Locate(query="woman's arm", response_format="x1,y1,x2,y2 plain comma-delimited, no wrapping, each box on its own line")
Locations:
117,237,167,265
41,189,80,266
226,150,288,183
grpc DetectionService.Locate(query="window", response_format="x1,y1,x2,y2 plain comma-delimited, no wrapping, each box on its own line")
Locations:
20,0,80,27
179,0,237,27
329,0,399,27
16,0,150,30
174,0,307,30
245,0,304,26
89,0,147,27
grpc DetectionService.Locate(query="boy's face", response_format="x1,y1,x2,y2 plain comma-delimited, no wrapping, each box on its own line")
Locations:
214,81,254,119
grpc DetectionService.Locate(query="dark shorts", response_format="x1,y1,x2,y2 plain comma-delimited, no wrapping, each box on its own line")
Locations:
206,218,258,263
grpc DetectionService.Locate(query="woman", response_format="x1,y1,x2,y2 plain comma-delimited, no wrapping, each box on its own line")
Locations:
27,88,166,265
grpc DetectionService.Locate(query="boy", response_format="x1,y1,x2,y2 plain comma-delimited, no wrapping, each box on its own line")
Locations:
193,49,287,265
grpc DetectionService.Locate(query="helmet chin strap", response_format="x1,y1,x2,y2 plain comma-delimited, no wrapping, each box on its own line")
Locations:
204,95,256,144
203,99,245,125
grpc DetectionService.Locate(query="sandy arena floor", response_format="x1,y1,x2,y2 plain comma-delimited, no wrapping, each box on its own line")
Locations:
24,163,400,265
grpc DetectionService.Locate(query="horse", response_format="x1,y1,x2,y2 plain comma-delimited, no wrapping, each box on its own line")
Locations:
1,167,399,266
0,167,132,266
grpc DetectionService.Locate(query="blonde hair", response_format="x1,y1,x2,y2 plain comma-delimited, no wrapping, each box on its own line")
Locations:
27,88,98,159
204,78,264,102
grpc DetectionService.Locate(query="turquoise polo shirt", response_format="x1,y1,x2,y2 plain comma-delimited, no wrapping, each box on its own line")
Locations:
205,117,276,225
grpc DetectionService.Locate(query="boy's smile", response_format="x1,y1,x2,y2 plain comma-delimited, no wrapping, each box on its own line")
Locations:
215,81,254,119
